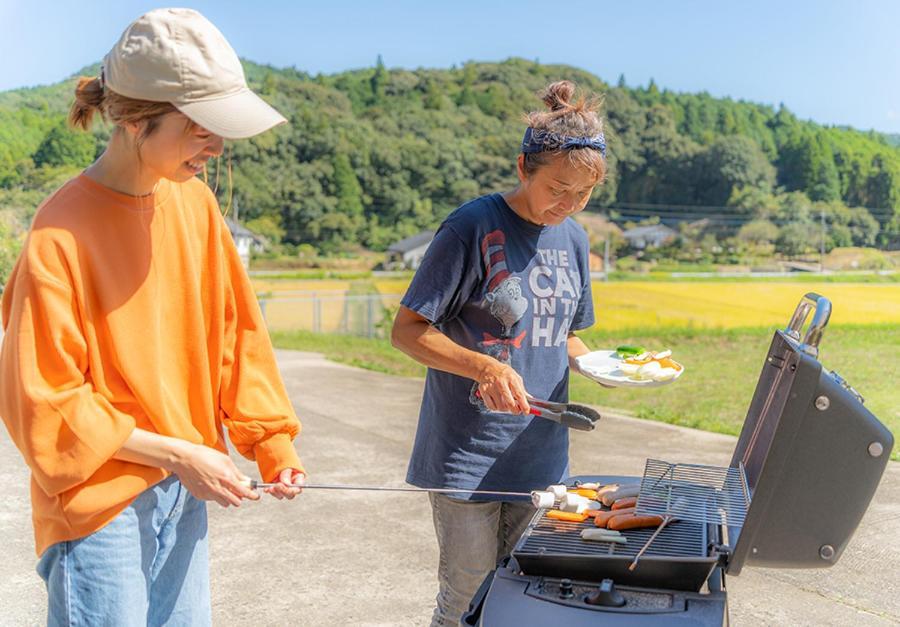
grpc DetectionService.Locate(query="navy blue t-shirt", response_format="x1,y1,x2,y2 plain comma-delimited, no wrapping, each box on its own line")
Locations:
402,193,595,499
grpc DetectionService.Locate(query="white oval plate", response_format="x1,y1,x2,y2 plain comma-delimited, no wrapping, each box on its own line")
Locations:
575,350,685,388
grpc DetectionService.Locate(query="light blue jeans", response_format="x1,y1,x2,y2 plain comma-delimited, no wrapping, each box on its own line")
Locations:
37,475,210,627
428,494,534,627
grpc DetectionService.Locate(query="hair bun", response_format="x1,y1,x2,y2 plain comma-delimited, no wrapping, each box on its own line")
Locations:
542,80,576,112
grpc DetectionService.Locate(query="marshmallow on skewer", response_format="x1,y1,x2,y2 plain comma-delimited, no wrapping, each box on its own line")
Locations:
531,491,555,509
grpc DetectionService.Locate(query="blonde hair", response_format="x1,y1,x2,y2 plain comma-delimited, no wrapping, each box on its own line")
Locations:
522,80,606,183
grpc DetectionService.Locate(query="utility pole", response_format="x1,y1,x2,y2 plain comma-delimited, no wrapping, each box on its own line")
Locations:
604,235,611,281
820,206,825,272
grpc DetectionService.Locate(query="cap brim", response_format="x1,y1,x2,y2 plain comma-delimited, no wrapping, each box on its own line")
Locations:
174,88,287,140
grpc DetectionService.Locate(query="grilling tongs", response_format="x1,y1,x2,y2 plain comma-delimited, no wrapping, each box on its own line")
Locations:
475,390,601,431
527,396,601,431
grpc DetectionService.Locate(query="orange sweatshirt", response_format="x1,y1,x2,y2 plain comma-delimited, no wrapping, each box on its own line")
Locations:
0,174,302,555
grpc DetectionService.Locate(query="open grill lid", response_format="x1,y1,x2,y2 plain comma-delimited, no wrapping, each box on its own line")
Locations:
726,293,894,574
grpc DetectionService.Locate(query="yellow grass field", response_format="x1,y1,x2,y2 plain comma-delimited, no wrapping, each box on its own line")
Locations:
253,277,899,332
587,282,900,330
374,279,900,330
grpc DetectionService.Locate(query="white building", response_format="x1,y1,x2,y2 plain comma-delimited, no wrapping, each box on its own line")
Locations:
622,224,677,249
225,218,263,268
385,230,435,270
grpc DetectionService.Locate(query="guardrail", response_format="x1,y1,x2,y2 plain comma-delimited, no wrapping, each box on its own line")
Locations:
256,291,402,337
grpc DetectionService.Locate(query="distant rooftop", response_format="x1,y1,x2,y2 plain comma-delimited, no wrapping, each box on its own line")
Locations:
388,230,435,253
622,224,677,237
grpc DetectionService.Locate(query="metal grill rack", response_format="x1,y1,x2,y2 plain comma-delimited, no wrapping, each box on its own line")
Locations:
634,459,751,528
518,516,708,560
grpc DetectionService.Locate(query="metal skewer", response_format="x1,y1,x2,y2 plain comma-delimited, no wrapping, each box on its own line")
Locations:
243,479,534,499
628,514,674,571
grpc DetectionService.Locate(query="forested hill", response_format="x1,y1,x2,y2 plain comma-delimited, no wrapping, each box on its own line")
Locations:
2,57,899,253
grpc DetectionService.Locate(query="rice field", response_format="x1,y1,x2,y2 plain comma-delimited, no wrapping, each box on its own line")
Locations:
258,277,900,332
588,282,900,330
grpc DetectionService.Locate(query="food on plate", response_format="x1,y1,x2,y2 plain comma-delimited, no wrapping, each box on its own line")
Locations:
600,484,640,507
581,528,627,544
619,349,683,382
652,367,679,382
611,497,638,510
531,491,555,509
593,507,634,528
634,361,662,380
607,513,665,531
546,510,590,522
615,345,646,359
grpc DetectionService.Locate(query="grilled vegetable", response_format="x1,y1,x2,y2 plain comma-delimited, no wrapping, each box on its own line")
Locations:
570,488,599,500
547,510,590,523
581,528,627,544
616,345,646,359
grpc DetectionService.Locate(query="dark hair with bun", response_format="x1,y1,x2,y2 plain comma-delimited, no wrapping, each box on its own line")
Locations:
522,80,606,182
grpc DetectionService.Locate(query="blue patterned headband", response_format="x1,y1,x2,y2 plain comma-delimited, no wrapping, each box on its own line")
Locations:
521,127,607,158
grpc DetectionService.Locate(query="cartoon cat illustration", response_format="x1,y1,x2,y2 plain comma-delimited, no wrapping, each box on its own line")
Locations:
481,230,528,335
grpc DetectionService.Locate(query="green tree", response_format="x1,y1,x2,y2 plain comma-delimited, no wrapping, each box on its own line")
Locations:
332,152,364,218
370,54,387,105
692,136,775,206
737,219,779,246
457,64,477,106
32,122,96,169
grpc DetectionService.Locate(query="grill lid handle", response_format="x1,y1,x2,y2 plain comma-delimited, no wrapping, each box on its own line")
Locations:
785,292,831,357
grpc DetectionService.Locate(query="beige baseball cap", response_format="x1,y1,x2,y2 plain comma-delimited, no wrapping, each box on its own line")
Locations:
102,8,287,139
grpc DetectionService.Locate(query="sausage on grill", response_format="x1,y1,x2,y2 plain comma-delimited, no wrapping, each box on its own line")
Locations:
612,496,637,510
593,507,634,527
607,513,665,531
600,484,640,506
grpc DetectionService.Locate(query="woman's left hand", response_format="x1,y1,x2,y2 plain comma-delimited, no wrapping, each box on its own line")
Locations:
265,467,305,500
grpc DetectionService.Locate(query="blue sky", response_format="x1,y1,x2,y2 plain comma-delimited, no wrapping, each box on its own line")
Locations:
2,0,899,133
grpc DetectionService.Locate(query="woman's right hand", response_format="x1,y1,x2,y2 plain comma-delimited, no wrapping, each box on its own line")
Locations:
168,442,259,507
477,360,530,415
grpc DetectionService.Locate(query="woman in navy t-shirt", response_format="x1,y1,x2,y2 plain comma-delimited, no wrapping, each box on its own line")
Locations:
392,80,608,626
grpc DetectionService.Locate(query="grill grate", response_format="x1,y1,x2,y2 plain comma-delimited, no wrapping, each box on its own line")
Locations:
516,513,708,559
634,459,751,528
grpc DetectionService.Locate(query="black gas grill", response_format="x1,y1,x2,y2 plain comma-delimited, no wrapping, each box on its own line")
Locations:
462,294,894,626
514,515,715,592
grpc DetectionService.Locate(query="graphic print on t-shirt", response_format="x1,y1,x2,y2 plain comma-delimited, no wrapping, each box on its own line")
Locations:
526,247,582,348
469,229,529,409
481,230,528,334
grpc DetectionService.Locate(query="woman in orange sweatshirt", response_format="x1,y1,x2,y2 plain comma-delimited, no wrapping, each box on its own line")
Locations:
0,9,303,625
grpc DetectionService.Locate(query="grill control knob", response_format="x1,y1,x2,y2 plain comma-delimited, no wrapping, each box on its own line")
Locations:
558,579,575,600
585,578,626,607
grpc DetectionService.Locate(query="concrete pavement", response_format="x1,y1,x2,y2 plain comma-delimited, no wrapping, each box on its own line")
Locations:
1,349,897,625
